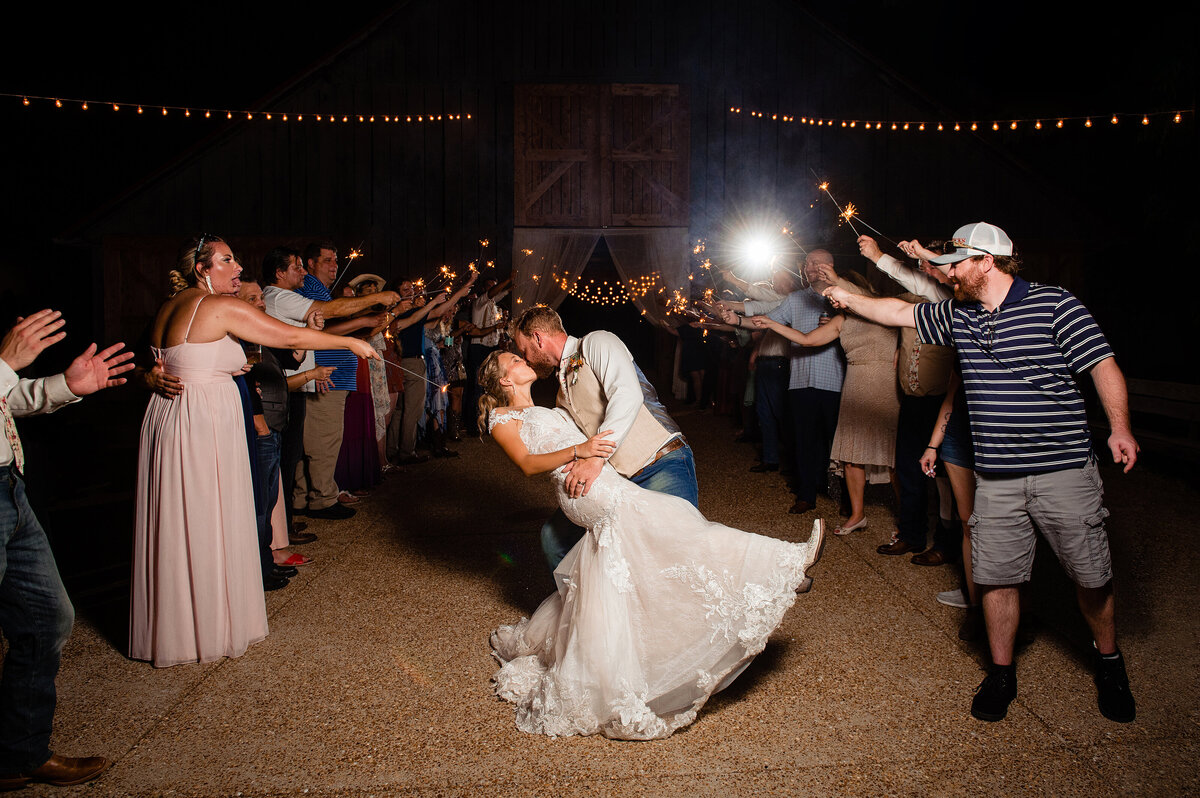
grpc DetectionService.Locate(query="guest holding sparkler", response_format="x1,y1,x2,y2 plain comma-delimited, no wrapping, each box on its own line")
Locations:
269,242,400,520
734,265,900,537
856,235,960,560
721,251,845,517
464,275,512,436
349,275,404,465
860,235,985,636
719,264,801,474
130,235,378,668
823,222,1138,724
386,274,476,465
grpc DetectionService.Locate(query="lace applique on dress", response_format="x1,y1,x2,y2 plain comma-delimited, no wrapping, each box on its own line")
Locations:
487,407,534,434
662,540,808,657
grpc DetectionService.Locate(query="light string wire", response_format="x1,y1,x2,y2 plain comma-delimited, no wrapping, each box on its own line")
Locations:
6,93,470,123
731,106,1191,131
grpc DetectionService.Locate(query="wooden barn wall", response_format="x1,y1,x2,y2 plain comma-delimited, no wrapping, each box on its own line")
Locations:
82,0,1063,338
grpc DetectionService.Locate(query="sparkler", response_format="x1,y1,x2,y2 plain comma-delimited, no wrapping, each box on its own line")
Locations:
814,178,860,236
331,241,366,289
780,223,809,256
381,356,448,393
809,173,899,246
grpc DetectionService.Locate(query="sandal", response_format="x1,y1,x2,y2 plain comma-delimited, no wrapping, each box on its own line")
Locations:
336,490,361,505
274,552,313,567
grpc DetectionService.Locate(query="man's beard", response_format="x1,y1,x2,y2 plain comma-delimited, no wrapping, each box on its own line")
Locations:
530,360,557,379
952,270,984,302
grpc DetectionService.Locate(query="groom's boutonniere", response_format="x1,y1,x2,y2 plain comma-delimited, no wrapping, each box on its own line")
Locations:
566,352,586,386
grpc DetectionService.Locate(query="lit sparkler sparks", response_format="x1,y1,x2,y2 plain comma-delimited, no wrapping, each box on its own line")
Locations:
331,241,367,288
815,178,860,235
781,222,809,256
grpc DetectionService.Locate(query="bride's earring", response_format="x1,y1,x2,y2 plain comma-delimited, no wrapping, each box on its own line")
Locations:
204,275,215,294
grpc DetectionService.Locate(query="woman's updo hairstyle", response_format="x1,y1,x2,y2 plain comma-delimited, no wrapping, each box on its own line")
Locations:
476,350,512,435
169,234,227,296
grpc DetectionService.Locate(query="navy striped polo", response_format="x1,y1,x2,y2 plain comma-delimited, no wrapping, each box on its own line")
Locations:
914,277,1113,474
296,274,360,391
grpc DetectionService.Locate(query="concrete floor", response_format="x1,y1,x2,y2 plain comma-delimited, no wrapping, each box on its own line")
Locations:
20,408,1200,796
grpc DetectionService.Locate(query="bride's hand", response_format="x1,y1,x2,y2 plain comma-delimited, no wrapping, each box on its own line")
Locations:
578,430,616,459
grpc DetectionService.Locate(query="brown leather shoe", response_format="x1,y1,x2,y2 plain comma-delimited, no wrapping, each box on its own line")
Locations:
788,499,814,515
911,549,949,566
876,540,923,556
288,531,318,545
0,754,110,790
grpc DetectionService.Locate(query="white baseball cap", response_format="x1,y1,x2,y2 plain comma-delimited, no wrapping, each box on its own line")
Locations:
931,222,1014,265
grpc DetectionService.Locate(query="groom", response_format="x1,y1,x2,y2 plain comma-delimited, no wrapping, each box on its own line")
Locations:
510,306,698,569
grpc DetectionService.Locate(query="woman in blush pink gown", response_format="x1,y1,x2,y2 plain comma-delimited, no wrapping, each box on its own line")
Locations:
130,235,379,667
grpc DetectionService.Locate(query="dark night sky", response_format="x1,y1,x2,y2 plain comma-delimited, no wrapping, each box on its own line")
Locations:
1,2,1196,376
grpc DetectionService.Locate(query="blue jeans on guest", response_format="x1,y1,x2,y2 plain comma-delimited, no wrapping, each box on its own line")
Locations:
253,432,282,580
0,467,74,773
540,442,698,570
754,357,789,468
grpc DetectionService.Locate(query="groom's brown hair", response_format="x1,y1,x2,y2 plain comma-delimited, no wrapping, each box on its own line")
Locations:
510,305,566,339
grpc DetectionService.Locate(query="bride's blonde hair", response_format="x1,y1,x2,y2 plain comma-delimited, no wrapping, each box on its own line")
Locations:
476,350,512,435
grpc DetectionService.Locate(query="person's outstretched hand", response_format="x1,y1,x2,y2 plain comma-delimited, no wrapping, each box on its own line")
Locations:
0,310,66,371
64,342,136,396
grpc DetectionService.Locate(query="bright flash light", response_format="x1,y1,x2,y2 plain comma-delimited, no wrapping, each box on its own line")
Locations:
734,229,785,273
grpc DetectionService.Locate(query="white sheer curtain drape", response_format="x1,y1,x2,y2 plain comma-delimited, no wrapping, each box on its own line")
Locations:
511,228,689,326
511,229,601,311
604,228,689,328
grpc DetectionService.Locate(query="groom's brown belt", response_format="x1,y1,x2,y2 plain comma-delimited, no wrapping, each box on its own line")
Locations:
632,437,687,478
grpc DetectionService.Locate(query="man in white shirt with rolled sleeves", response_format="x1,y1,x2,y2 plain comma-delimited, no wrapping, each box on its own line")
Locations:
510,305,697,570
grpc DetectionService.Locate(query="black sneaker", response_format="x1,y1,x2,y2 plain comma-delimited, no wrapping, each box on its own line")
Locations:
307,503,356,520
1095,650,1136,723
971,665,1017,722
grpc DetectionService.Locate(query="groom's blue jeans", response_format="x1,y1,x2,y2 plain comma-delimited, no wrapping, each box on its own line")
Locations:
0,467,74,773
540,442,699,570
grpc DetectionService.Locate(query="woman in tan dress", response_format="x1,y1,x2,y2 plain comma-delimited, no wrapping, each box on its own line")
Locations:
749,273,899,535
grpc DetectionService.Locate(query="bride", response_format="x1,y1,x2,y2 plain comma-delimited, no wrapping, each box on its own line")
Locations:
478,350,826,740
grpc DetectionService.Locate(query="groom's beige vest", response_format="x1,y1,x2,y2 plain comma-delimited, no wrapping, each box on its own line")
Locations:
557,337,674,478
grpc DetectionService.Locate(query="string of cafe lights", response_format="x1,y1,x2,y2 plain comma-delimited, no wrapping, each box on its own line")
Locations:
529,270,664,307
729,107,1191,132
6,93,470,124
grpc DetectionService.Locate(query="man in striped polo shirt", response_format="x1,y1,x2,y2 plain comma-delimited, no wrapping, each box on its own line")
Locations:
824,222,1138,725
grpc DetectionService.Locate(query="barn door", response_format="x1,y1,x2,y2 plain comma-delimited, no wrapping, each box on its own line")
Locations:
600,84,689,227
515,84,688,228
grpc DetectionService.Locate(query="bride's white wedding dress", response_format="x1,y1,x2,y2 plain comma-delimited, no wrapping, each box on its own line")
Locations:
489,406,818,740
